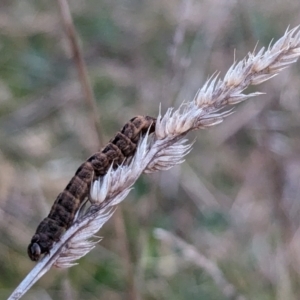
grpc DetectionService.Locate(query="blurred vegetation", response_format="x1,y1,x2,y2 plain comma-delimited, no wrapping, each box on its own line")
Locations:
1,0,300,299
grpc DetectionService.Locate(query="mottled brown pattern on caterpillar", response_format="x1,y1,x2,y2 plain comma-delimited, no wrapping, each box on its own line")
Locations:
28,116,156,261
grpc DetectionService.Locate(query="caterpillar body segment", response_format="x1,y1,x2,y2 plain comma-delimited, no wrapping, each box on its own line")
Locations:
28,116,156,261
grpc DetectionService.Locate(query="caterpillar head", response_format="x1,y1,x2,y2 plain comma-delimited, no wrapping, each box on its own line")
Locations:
28,234,52,261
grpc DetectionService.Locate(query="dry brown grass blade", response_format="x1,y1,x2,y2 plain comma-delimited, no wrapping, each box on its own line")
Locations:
56,0,103,147
154,228,247,300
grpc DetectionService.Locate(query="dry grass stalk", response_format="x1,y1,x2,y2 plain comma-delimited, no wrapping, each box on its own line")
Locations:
8,25,300,300
56,0,104,147
154,228,247,300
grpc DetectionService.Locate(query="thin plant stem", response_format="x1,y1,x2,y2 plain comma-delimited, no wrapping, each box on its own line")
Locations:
165,0,192,109
56,0,104,147
114,209,138,300
154,228,247,300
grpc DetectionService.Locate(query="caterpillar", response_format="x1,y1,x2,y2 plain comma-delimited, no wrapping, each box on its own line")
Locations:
28,115,156,261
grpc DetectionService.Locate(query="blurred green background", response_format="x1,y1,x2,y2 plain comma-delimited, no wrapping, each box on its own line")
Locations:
1,0,300,299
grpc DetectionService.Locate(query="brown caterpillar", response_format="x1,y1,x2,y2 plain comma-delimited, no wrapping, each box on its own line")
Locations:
28,115,156,261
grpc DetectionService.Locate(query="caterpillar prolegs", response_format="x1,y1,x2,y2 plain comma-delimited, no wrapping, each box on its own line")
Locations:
28,116,156,261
